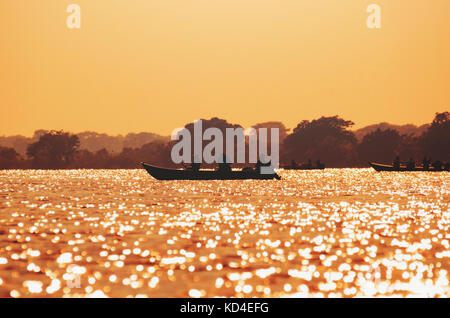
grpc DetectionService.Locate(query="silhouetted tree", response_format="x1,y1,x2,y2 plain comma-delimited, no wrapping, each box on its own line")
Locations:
26,131,80,169
138,141,173,167
358,128,402,164
76,131,124,153
282,116,358,167
419,112,450,161
72,149,96,169
397,134,421,161
252,121,289,142
0,147,22,169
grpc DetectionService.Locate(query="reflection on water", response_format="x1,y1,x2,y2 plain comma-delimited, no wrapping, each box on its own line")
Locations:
0,169,448,298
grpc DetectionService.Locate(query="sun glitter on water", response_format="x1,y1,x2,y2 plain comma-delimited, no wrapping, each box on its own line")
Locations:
0,169,448,298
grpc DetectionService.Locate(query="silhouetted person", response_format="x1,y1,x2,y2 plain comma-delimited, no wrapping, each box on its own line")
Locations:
217,154,231,173
422,157,430,170
291,159,297,168
432,160,442,171
307,159,312,168
393,156,400,169
316,159,324,169
407,158,415,170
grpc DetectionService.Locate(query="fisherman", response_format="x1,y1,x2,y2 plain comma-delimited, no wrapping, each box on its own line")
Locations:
393,156,401,169
407,158,415,170
255,159,263,173
190,162,201,172
422,157,430,170
432,160,442,171
316,159,324,169
291,159,297,168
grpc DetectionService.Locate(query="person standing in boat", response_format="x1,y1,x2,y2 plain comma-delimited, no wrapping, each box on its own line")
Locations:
393,156,401,169
407,158,415,170
422,157,430,170
432,160,442,171
190,162,201,172
291,159,297,168
316,159,324,169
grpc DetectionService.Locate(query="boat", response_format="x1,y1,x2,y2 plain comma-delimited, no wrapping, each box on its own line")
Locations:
369,162,449,172
141,162,281,180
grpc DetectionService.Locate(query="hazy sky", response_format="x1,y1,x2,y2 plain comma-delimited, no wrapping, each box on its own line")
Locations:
1,0,449,136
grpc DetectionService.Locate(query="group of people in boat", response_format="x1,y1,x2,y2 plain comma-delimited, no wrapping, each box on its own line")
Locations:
393,156,449,171
183,154,273,174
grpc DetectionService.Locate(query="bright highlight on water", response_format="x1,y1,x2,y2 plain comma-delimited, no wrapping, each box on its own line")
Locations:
0,169,448,298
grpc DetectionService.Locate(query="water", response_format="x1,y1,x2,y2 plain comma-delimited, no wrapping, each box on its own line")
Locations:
0,169,448,298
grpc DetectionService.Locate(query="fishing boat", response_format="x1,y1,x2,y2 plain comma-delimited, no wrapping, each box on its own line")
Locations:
369,162,448,172
141,162,281,180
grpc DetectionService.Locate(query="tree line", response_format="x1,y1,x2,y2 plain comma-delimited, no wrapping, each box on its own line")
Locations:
0,112,448,169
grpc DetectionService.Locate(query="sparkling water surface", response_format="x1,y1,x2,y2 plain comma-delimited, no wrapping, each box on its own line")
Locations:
0,169,448,298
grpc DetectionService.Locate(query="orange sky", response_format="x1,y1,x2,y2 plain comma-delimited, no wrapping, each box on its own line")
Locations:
0,0,449,136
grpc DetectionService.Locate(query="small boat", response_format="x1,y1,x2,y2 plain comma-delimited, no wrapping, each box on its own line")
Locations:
141,162,281,180
369,162,448,172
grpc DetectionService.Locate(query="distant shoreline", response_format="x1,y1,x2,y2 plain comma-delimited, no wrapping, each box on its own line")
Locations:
1,114,448,170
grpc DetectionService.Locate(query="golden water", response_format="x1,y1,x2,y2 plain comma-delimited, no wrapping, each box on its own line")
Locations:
0,169,448,298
